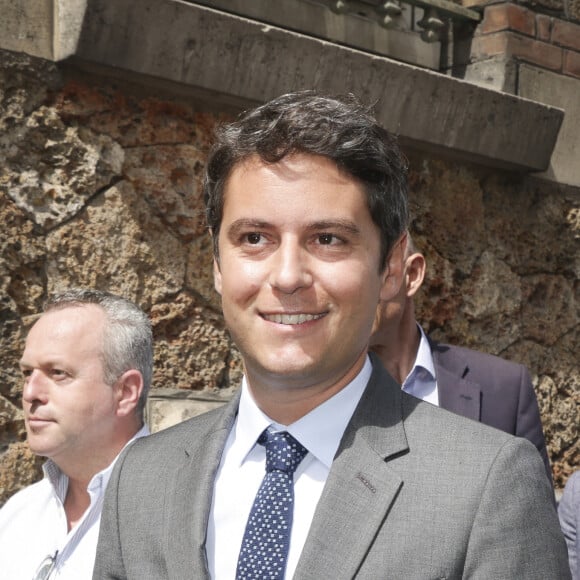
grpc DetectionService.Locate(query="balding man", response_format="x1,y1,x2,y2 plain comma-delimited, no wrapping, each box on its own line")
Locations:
0,289,153,579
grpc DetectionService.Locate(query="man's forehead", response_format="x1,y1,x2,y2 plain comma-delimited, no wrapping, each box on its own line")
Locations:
222,155,366,204
225,152,349,184
27,304,105,340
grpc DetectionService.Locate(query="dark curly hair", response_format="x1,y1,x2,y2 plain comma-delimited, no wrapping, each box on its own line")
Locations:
203,90,409,271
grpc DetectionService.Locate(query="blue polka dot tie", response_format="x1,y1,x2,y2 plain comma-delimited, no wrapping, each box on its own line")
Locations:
235,429,308,579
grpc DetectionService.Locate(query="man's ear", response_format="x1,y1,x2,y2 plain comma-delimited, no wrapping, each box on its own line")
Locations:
379,233,407,302
115,369,143,417
405,253,426,298
213,257,223,296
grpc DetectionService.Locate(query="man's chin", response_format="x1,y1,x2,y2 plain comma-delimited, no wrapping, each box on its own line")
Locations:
249,355,339,392
26,434,59,458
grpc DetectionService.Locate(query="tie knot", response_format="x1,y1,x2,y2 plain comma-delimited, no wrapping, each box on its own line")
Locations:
258,430,308,474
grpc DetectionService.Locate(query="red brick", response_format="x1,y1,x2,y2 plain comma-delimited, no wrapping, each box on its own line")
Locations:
536,14,552,42
479,3,536,36
552,20,580,51
563,49,580,79
471,31,563,71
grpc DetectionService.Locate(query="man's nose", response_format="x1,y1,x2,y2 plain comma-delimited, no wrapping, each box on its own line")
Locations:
22,370,48,403
268,240,313,294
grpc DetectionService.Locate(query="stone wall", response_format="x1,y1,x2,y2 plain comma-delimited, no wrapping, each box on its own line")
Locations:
0,51,578,505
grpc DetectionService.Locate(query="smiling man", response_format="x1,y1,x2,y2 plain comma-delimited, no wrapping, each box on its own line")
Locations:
0,289,152,579
214,152,392,424
94,91,569,579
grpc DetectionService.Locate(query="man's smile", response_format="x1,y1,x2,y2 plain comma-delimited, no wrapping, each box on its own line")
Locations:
261,312,327,325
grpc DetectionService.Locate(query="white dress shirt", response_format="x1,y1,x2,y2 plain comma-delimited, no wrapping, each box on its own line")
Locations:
402,325,439,406
0,425,149,579
207,357,372,579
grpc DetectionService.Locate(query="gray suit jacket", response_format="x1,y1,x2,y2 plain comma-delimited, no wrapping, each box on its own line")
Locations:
430,340,552,482
559,471,580,579
94,357,569,579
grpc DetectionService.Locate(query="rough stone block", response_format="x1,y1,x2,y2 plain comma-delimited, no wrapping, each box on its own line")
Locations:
0,442,44,506
569,0,580,22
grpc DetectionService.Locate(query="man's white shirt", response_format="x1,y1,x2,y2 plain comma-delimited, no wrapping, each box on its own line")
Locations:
207,357,371,579
402,325,439,406
0,425,149,579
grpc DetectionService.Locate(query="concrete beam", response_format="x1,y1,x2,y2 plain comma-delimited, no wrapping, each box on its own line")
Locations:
0,0,564,172
519,65,580,188
190,0,441,70
0,0,87,61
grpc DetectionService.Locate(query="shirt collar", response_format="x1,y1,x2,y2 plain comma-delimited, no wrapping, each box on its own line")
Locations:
404,324,436,385
234,356,372,470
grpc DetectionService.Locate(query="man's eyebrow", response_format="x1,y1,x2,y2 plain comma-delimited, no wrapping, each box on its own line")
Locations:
307,220,361,236
225,218,362,237
226,219,272,237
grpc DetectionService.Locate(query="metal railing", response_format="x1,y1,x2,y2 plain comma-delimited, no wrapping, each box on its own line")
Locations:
187,0,482,70
319,0,480,43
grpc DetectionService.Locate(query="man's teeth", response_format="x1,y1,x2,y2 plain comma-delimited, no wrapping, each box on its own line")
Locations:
265,313,324,325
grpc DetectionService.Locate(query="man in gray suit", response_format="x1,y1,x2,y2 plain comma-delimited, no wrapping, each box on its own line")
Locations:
369,236,553,483
94,91,569,579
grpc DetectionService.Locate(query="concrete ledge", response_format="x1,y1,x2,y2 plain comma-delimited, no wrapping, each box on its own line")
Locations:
0,0,88,61
0,0,565,172
519,65,580,187
189,0,441,70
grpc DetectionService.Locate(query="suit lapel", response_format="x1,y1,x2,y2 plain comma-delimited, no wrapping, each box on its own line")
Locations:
431,340,481,422
165,394,240,579
295,357,408,578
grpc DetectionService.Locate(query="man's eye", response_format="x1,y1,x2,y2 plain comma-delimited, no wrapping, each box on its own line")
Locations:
318,234,337,245
246,233,262,244
51,369,67,379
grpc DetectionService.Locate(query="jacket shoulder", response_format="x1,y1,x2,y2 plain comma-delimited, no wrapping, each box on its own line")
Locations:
120,399,233,461
431,340,531,389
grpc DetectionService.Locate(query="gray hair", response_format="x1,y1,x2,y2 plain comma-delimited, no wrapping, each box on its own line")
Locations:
44,288,153,416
